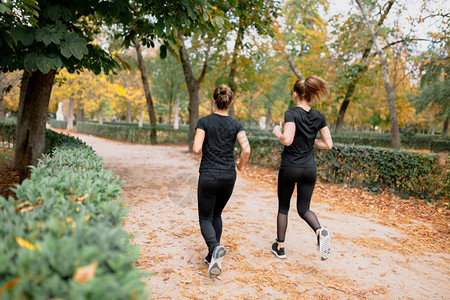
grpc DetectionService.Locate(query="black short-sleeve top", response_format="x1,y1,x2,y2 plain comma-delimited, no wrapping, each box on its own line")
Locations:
280,107,327,168
196,113,245,174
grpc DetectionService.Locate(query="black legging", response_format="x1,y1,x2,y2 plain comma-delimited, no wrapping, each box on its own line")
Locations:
198,170,236,254
276,167,321,242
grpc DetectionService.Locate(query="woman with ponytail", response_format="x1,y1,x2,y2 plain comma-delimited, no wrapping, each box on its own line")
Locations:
271,76,333,261
193,84,251,278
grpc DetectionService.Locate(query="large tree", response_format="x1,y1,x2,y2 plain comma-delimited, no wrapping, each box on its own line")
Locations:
1,0,130,180
356,0,401,148
333,0,395,134
178,34,212,151
411,48,449,137
223,0,279,118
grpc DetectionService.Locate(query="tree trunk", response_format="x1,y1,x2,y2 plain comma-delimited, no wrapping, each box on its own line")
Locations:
273,29,304,80
76,99,84,123
0,93,4,122
98,107,103,125
134,38,157,144
265,105,272,131
178,33,211,152
138,106,143,127
168,80,174,125
334,0,394,134
16,72,30,139
14,70,56,181
173,94,180,130
356,0,401,148
67,98,74,130
0,72,4,121
441,116,448,137
126,99,132,123
228,26,244,119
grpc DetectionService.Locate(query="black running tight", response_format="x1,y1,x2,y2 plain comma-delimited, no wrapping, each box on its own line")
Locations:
198,171,236,254
276,167,321,242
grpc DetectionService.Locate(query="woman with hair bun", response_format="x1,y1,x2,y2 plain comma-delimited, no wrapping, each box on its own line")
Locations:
271,75,333,261
193,84,251,278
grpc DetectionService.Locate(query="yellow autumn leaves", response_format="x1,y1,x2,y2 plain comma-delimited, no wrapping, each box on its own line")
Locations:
15,237,41,251
14,237,99,285
72,262,99,284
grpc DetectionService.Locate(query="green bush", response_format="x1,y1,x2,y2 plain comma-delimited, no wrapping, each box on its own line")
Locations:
245,130,449,152
45,129,88,155
0,142,146,299
47,119,75,129
76,121,188,145
0,122,15,147
0,123,87,154
245,136,449,200
431,139,450,153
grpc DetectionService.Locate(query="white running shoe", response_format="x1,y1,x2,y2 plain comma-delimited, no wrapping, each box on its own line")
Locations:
208,245,227,278
318,228,331,261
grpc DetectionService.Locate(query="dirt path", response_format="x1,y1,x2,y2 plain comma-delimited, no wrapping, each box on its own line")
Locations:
76,133,448,299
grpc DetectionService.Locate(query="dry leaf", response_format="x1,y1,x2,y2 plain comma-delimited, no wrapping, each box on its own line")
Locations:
76,194,89,203
16,237,36,251
73,262,98,284
17,201,30,209
5,277,20,290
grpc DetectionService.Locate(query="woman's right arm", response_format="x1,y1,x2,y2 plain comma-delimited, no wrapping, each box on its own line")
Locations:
315,126,333,149
193,128,205,154
236,131,251,171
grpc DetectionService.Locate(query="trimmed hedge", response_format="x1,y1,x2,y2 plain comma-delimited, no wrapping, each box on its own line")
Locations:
245,129,448,152
76,121,188,145
316,144,449,199
244,137,449,200
47,119,75,129
0,136,146,298
0,122,15,147
0,123,87,154
431,140,450,153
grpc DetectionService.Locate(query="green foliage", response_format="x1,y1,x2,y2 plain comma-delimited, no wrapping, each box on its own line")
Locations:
245,136,449,200
76,121,188,145
0,122,15,146
410,44,449,123
0,122,87,154
431,140,450,153
246,129,449,152
45,128,88,155
0,0,131,74
0,140,146,299
47,119,69,129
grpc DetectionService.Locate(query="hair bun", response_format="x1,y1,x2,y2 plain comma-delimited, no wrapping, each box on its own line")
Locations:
220,89,227,95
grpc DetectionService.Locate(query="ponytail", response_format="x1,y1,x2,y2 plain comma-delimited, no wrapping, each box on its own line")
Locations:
293,76,329,103
213,84,234,110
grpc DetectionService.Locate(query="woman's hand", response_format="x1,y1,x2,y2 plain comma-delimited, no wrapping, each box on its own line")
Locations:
273,121,295,146
272,122,283,138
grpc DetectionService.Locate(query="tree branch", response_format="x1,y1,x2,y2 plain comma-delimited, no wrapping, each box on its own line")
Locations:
196,37,212,84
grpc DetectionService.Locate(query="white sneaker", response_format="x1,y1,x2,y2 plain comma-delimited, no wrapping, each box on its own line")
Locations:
208,245,227,278
318,228,331,261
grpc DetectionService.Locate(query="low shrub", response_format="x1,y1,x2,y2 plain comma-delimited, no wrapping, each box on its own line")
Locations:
0,123,87,154
245,136,449,200
431,139,450,153
0,122,15,147
245,130,448,152
76,122,188,145
0,140,146,298
47,119,71,129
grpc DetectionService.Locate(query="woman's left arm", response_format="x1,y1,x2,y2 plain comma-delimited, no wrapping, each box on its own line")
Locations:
273,122,296,146
193,128,205,154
